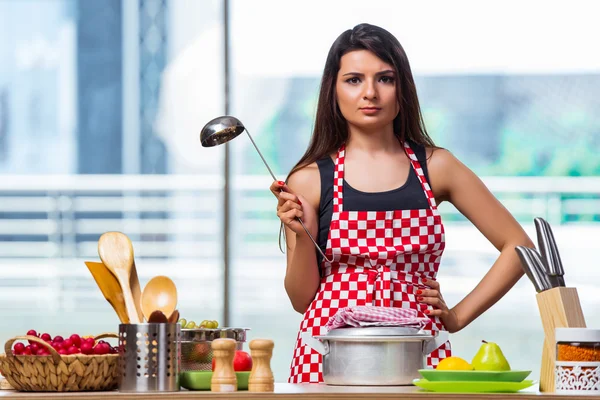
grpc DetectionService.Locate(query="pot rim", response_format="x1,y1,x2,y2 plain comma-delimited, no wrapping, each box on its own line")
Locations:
315,335,434,342
324,326,429,337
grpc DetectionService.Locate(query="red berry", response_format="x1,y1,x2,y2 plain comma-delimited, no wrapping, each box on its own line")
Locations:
80,342,94,355
58,349,68,355
41,333,52,342
51,342,62,351
13,343,25,353
23,347,32,355
62,339,73,349
93,343,110,355
85,337,95,346
26,330,37,337
30,343,40,355
37,350,50,356
67,346,80,355
69,334,81,347
53,335,64,343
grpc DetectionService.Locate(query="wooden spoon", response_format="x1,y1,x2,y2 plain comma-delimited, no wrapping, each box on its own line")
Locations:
141,276,178,323
85,261,130,324
148,310,168,324
130,259,144,323
98,232,140,323
168,309,180,324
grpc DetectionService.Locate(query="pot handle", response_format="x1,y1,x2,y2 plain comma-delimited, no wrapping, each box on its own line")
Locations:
300,331,329,356
423,330,449,355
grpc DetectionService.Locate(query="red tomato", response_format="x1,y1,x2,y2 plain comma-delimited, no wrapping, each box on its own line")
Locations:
211,350,253,372
233,350,252,372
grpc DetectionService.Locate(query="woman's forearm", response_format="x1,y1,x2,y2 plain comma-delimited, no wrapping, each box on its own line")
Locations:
284,234,321,314
451,240,531,331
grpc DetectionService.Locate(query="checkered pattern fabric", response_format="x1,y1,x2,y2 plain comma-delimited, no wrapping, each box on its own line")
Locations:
324,305,430,330
289,142,451,384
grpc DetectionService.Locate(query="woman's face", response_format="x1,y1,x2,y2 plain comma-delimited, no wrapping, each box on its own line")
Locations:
335,50,399,132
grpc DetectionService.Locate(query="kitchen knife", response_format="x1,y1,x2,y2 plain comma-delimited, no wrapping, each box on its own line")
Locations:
524,247,554,291
534,218,563,288
541,218,566,287
515,245,547,293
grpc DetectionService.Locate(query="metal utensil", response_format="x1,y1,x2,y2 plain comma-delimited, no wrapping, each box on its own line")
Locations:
200,115,332,263
540,218,566,286
523,247,553,291
515,246,547,292
534,218,565,287
301,327,449,386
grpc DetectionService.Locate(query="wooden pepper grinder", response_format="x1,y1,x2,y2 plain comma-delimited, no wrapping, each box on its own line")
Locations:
248,339,274,392
211,338,237,392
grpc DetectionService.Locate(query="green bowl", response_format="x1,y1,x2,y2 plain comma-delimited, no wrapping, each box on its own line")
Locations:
180,371,251,391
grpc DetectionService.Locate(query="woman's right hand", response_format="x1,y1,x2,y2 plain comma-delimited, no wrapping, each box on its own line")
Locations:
270,180,310,236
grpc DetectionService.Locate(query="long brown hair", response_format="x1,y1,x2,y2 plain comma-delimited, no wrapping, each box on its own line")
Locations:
288,23,436,179
280,23,437,253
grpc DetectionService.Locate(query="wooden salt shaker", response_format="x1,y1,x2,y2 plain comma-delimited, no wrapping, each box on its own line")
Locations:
248,339,274,392
211,338,237,392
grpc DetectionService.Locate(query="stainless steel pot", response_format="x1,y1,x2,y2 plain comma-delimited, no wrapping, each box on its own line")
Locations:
301,327,448,386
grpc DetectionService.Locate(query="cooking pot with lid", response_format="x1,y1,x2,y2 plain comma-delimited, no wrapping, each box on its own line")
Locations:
301,326,448,386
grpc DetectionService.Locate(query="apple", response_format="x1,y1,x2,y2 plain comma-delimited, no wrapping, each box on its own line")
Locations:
233,350,252,372
211,350,253,372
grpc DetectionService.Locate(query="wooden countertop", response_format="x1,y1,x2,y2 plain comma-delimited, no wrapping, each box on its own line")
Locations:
0,382,593,400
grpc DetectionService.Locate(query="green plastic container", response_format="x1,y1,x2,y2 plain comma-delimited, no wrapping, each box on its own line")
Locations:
180,371,251,391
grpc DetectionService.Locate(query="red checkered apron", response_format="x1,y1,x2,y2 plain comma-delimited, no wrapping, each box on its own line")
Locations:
288,142,451,383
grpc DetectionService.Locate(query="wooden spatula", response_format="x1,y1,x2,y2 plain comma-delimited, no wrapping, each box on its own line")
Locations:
85,261,130,324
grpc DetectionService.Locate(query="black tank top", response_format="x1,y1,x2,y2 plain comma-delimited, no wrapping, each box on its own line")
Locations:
315,142,431,265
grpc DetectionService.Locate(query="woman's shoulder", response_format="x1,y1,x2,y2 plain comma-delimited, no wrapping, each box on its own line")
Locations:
423,146,468,201
425,146,459,169
287,162,322,207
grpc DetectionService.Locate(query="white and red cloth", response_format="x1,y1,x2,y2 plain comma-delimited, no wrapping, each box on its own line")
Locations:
288,142,452,384
324,305,430,331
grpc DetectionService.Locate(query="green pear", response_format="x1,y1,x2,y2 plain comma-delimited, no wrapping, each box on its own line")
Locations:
471,340,511,371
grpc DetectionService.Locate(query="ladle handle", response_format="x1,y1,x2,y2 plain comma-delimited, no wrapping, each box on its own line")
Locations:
245,129,278,182
244,128,333,263
297,217,333,263
276,187,332,263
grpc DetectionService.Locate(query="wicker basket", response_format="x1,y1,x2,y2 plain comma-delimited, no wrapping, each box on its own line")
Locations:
0,333,119,392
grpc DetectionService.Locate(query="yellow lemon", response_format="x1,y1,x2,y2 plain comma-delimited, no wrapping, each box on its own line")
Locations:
436,356,474,371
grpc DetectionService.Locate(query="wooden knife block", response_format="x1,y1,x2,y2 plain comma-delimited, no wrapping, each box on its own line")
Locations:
535,287,586,393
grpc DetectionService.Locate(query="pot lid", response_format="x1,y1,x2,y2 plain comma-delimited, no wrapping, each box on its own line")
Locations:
325,326,430,337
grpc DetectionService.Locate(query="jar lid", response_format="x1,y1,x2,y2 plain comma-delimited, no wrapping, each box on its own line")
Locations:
555,328,600,343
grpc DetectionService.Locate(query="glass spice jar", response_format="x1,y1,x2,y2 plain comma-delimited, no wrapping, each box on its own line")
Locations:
555,328,600,394
556,328,600,362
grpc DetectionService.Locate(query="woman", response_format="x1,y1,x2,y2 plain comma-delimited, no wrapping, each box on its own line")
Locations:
270,23,533,384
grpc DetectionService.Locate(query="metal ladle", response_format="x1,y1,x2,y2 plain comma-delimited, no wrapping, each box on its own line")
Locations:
200,116,332,263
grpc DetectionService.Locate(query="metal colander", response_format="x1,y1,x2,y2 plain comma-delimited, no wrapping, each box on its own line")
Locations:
179,328,249,372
